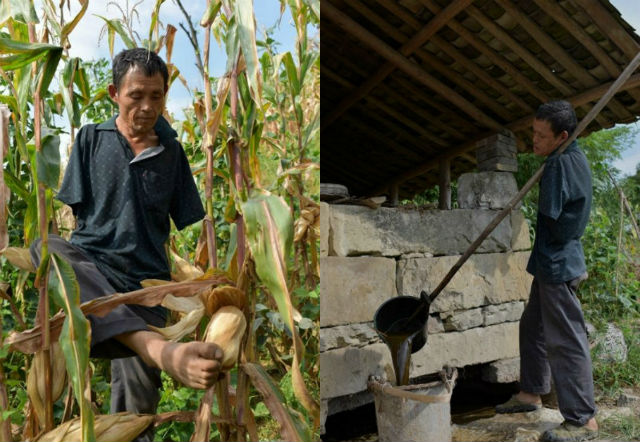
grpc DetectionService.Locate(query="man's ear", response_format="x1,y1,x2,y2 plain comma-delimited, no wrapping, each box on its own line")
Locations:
108,84,118,101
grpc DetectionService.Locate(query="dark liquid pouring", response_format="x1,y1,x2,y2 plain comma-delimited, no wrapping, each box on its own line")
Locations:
380,318,423,386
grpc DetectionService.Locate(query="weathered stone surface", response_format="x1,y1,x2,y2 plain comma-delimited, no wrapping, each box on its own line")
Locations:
397,252,532,313
320,202,329,257
476,143,517,163
320,322,380,352
320,256,396,327
476,130,517,149
616,390,639,406
320,322,520,400
320,343,392,399
411,322,520,378
511,211,532,251
457,172,519,210
483,301,525,326
428,315,445,334
594,323,628,363
442,308,483,331
320,400,328,435
328,205,513,257
482,357,520,383
327,390,374,416
479,156,518,170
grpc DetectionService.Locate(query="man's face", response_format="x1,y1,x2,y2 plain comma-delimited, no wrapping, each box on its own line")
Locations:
532,118,568,157
108,67,167,135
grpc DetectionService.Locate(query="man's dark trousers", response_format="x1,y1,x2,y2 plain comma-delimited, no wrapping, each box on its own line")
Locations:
31,235,162,442
519,275,596,425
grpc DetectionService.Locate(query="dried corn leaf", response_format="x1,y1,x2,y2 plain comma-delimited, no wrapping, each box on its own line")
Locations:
36,412,154,442
161,294,204,313
1,247,35,272
27,342,67,428
171,250,204,281
140,279,173,288
201,285,246,316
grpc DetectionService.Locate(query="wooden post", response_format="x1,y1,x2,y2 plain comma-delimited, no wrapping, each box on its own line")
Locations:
438,159,451,210
389,183,399,207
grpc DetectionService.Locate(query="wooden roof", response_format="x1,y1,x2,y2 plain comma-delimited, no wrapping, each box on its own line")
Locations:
321,0,640,200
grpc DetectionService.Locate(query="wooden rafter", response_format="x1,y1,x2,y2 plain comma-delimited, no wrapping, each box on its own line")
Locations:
322,1,502,131
412,0,550,103
371,73,640,196
321,0,475,131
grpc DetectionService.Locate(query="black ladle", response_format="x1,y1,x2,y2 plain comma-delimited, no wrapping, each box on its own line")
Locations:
383,290,431,335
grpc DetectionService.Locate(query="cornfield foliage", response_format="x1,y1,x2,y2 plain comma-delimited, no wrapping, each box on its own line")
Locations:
0,0,319,441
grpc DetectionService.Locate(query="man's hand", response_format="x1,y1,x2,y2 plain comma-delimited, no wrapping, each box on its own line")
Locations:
159,341,225,389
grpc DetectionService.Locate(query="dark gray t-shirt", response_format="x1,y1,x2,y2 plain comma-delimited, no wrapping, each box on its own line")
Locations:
526,141,592,283
57,115,205,292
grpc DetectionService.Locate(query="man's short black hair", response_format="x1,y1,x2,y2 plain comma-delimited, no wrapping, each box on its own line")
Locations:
112,48,169,90
535,100,577,136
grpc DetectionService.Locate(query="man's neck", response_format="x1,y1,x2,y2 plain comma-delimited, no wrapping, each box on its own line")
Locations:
115,116,159,156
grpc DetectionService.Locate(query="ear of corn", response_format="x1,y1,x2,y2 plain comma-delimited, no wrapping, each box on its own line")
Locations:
200,285,246,316
27,342,67,428
203,305,247,370
35,412,154,442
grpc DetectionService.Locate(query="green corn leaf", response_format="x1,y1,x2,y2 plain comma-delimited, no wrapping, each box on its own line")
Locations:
0,0,39,26
36,128,60,189
74,66,90,103
241,192,293,334
48,253,95,442
3,169,29,200
95,16,136,50
15,66,30,117
200,0,222,27
307,0,319,22
242,363,312,442
36,45,62,94
0,95,18,115
42,0,61,37
234,0,262,107
61,0,88,43
281,52,300,97
148,0,166,48
224,18,240,74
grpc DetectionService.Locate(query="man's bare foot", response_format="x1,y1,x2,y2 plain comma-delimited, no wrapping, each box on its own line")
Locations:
116,331,224,389
515,391,542,405
584,417,598,431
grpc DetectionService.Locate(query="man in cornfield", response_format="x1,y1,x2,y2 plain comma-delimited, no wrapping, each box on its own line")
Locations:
495,101,598,442
31,48,223,441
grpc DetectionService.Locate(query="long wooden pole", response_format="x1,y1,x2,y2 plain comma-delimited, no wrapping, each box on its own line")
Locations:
428,49,640,304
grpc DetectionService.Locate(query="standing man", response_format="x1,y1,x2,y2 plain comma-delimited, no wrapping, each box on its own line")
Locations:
31,48,222,441
495,101,598,442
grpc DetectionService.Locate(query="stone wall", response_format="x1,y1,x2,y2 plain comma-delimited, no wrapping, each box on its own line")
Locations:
320,171,533,428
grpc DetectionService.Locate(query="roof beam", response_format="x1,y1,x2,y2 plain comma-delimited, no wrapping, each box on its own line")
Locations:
495,0,632,121
322,1,502,132
576,0,640,59
321,0,475,132
414,0,550,103
371,73,640,195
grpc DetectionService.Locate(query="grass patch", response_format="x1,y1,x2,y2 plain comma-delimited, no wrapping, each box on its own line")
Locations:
599,414,640,441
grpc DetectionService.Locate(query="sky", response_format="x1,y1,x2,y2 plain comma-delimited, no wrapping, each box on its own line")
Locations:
58,0,301,118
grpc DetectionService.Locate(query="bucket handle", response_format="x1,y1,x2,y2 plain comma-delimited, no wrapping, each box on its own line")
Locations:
368,369,458,404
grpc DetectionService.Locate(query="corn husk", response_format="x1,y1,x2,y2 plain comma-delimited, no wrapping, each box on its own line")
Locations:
148,294,205,341
35,412,154,442
27,342,67,428
0,246,36,272
170,250,204,281
203,305,247,370
200,285,246,316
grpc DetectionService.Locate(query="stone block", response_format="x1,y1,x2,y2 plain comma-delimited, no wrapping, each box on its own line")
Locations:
511,211,532,251
475,130,517,149
397,252,532,313
442,308,483,331
617,390,640,406
478,156,518,173
320,323,380,352
481,357,520,383
320,322,520,400
476,142,517,163
483,301,525,326
411,322,520,380
320,400,328,434
320,202,330,257
329,205,513,257
320,343,392,399
428,315,445,334
457,172,519,209
320,256,397,327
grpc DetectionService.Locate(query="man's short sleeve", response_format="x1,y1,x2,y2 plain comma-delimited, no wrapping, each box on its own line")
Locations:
56,127,87,214
170,145,205,230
